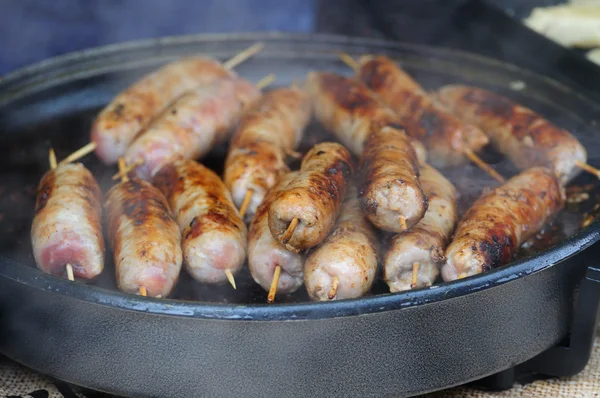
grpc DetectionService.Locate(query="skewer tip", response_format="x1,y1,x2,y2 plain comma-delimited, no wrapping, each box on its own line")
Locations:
575,160,600,179
66,263,74,281
60,142,97,165
338,52,359,70
223,42,265,70
399,215,408,231
239,190,253,218
267,265,282,304
255,73,276,90
139,286,147,297
464,147,505,183
49,148,58,170
282,218,299,244
410,263,419,289
225,269,237,290
328,276,340,300
117,158,130,183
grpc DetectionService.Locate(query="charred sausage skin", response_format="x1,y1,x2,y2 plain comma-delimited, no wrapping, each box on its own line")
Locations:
153,158,247,284
359,125,427,232
384,164,457,292
126,77,260,180
356,56,488,167
442,167,565,281
268,142,353,253
304,184,378,301
104,178,182,297
92,57,235,164
436,85,586,184
224,86,311,221
248,172,304,294
31,163,105,280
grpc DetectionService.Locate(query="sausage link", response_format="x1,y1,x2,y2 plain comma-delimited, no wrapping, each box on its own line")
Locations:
305,71,427,163
359,125,427,232
356,56,488,167
153,158,247,284
442,167,565,281
248,172,304,294
104,178,182,297
224,86,311,221
436,85,587,184
304,184,378,301
92,57,235,164
268,142,353,253
383,164,457,292
125,78,260,180
31,163,105,279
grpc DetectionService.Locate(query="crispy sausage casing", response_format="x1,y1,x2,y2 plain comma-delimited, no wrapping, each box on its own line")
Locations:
154,158,247,284
31,163,105,279
384,164,457,292
359,125,427,232
224,86,311,221
443,167,565,281
92,57,234,164
304,184,378,301
126,78,260,180
436,85,587,184
357,56,488,167
268,142,353,253
105,178,182,297
248,172,304,294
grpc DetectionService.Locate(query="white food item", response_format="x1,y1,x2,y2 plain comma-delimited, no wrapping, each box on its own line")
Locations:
524,5,600,48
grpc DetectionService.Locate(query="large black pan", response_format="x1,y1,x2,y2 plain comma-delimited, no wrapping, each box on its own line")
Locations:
0,33,599,398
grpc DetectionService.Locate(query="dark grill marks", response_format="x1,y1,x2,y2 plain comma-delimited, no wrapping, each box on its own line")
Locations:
34,170,55,214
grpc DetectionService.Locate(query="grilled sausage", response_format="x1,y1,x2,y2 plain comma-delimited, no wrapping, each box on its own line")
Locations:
436,85,587,184
31,163,104,279
304,71,427,163
224,86,311,221
105,178,182,297
384,164,458,292
92,57,235,164
442,167,565,281
359,125,427,232
356,56,489,167
304,184,378,301
153,158,247,284
125,77,260,180
268,142,353,253
248,172,304,294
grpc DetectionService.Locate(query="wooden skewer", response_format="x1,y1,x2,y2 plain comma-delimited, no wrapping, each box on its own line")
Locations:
225,269,237,290
239,190,253,218
66,263,74,281
139,286,147,297
282,218,299,244
285,149,302,159
338,52,359,71
575,160,600,179
223,42,265,70
118,158,130,183
255,73,276,90
112,158,144,180
464,148,505,183
328,276,340,300
60,142,97,164
458,273,468,280
399,215,407,231
410,263,419,289
49,148,57,169
267,265,281,304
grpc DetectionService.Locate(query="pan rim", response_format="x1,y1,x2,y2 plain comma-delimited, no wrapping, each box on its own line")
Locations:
1,32,599,321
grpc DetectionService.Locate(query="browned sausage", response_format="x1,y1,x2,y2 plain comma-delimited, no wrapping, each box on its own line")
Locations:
304,184,378,300
356,56,489,167
248,172,304,294
153,158,247,284
31,163,104,279
268,142,353,253
224,86,311,221
436,85,587,184
359,125,427,232
384,164,457,292
104,178,182,297
442,167,565,281
92,57,235,164
305,71,426,163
